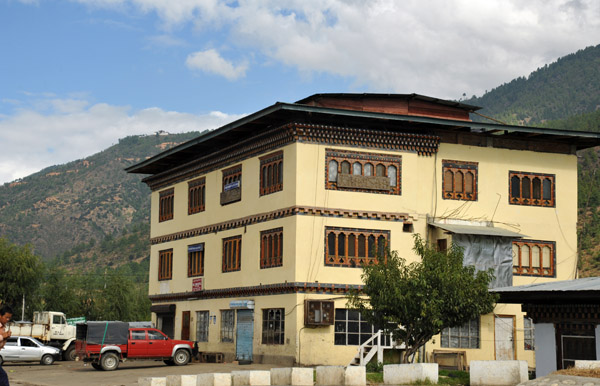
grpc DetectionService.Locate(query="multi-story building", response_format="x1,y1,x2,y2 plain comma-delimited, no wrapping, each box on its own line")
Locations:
127,93,600,367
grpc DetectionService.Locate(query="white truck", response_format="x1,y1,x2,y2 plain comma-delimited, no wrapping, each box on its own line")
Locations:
6,311,77,360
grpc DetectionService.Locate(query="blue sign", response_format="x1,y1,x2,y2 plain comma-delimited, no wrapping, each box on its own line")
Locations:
224,180,240,191
188,244,204,252
229,300,255,309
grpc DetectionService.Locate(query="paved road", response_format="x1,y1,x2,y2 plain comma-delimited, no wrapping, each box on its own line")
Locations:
6,360,284,386
518,374,600,386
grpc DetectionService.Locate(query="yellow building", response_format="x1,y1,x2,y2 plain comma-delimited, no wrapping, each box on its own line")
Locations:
127,93,600,368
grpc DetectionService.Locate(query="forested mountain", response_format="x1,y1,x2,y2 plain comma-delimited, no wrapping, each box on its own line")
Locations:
464,44,600,277
465,44,600,125
0,132,201,264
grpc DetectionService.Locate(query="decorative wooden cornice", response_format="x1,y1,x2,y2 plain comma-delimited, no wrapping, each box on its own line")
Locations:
144,122,439,191
150,205,412,245
148,281,363,303
523,303,600,323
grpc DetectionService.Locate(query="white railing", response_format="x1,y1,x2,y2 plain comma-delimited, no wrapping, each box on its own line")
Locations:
348,330,403,366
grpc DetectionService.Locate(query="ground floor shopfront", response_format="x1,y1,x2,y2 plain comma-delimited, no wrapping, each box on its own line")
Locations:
150,289,536,368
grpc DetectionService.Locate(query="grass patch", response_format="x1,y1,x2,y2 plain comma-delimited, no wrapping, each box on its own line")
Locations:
367,368,469,385
367,372,384,384
439,369,470,385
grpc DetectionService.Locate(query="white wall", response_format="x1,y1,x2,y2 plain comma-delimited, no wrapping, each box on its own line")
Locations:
535,323,556,378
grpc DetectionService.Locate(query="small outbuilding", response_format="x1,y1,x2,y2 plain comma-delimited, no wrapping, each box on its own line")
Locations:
493,277,600,377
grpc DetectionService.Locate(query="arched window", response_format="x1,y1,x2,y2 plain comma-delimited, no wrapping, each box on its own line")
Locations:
328,160,338,182
388,166,397,187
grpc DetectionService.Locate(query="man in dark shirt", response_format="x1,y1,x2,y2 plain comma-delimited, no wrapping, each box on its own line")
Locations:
0,305,13,386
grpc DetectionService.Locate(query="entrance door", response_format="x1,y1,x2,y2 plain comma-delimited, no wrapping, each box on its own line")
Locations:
236,310,254,362
495,316,515,360
158,313,175,339
181,311,190,340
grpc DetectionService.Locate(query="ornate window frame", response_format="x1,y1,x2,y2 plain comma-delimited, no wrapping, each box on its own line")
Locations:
260,228,283,269
222,235,242,272
512,239,556,277
442,160,478,201
260,151,283,196
159,188,174,222
325,149,401,195
324,226,389,268
158,248,173,280
188,177,206,215
509,171,555,207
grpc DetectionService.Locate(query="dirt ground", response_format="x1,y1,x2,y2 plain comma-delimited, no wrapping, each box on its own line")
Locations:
5,359,285,386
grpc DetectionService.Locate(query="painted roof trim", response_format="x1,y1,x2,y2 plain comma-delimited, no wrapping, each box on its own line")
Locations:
127,101,600,175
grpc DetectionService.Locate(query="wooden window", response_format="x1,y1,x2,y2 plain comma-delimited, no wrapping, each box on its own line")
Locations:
325,149,401,195
158,249,173,280
524,317,535,350
260,228,283,269
440,318,480,349
512,239,555,277
509,171,555,207
442,160,478,201
222,235,242,272
196,311,209,342
260,151,283,196
262,308,285,345
188,243,204,277
188,177,205,214
159,188,174,222
221,310,235,343
334,309,391,346
325,227,389,267
221,165,242,205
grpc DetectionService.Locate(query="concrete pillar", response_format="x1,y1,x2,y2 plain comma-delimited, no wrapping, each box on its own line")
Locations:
315,366,345,386
270,367,313,386
535,323,556,378
138,377,166,386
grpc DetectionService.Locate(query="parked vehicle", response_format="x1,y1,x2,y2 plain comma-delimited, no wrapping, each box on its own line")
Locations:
75,321,195,371
6,311,77,361
0,336,61,365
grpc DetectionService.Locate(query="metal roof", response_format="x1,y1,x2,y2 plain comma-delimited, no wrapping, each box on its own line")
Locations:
492,277,600,304
295,93,482,112
126,99,600,176
429,222,526,238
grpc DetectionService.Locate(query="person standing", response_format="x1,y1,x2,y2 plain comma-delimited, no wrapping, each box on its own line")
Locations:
0,304,13,386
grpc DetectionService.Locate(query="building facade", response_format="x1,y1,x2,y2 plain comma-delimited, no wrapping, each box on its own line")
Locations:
127,94,600,367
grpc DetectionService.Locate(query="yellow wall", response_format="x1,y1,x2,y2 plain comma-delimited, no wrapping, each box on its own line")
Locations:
147,139,578,368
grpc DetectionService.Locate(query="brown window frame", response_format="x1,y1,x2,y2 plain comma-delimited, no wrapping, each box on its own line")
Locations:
442,160,478,201
325,227,389,268
188,243,204,277
188,177,206,215
159,188,174,222
262,308,285,345
325,149,401,195
158,249,173,281
260,228,283,269
222,235,242,272
221,165,242,205
509,171,555,207
260,151,283,196
512,239,556,277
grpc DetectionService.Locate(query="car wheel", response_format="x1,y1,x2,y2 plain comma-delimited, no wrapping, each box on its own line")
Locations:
100,353,119,371
41,354,55,365
172,349,190,366
163,359,175,366
91,363,102,370
64,346,76,361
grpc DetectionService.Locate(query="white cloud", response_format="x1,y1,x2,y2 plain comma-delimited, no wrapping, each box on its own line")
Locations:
186,49,248,80
73,0,600,98
0,95,244,184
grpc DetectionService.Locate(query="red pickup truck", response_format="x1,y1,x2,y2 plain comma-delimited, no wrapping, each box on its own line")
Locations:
75,322,195,371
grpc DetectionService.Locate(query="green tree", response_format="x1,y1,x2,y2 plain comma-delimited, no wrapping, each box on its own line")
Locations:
347,235,498,363
41,266,80,316
0,238,45,319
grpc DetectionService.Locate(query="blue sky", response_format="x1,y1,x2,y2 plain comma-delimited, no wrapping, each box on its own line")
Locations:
1,0,599,184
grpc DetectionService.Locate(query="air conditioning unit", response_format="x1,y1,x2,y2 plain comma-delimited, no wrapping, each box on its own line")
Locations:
304,300,334,326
